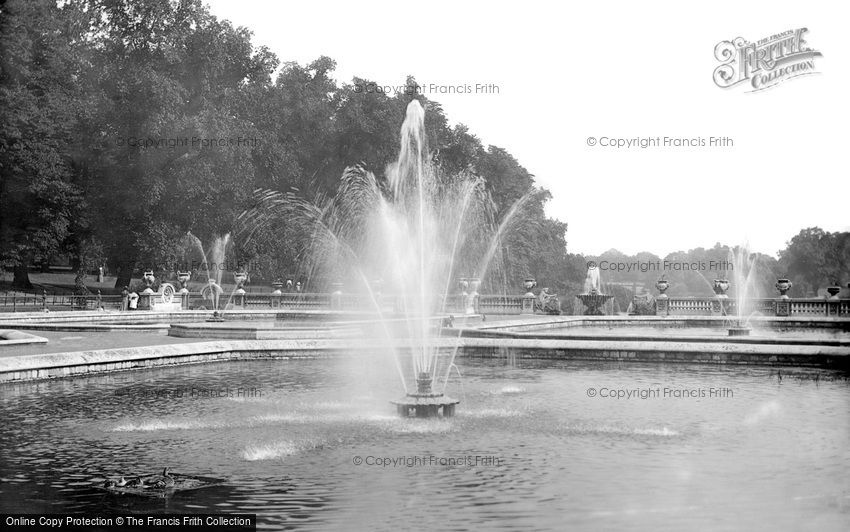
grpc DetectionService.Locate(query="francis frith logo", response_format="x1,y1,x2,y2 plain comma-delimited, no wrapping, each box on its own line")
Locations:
713,28,822,92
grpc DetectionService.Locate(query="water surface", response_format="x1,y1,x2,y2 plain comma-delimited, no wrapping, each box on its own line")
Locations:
1,357,848,530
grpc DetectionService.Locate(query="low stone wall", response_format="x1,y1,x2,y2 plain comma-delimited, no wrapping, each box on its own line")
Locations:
0,339,362,383
459,344,847,368
1,335,847,383
0,309,373,325
470,315,850,333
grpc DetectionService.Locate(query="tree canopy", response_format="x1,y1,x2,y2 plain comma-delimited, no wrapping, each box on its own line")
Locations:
0,0,574,294
1,0,844,299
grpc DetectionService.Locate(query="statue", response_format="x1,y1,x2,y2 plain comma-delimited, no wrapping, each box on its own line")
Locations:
537,287,561,315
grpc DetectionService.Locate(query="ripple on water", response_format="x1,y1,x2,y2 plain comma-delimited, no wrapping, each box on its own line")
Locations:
109,419,222,432
241,439,326,461
492,385,526,395
462,407,525,419
743,401,782,425
377,418,455,435
565,424,681,437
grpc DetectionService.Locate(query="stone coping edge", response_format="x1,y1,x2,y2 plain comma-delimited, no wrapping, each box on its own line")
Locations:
0,337,847,383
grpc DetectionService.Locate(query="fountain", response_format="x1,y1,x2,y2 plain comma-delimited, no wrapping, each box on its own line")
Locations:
183,232,232,317
202,280,224,321
722,245,762,336
576,263,613,315
231,100,535,417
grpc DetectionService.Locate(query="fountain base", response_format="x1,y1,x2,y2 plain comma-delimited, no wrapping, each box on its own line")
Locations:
576,293,614,316
391,372,459,418
206,311,225,323
728,326,751,336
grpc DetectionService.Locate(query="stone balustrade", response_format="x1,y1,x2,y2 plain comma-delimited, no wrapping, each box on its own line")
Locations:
653,296,849,317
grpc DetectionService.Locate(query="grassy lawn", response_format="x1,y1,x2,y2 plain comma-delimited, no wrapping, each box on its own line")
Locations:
0,271,127,295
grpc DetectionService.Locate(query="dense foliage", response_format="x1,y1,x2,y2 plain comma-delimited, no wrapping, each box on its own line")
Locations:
0,0,574,293
1,1,845,299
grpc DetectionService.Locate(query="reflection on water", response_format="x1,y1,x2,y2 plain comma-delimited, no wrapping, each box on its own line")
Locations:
1,358,849,530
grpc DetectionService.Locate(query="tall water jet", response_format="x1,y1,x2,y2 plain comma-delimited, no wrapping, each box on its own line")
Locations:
384,101,459,415
724,245,761,336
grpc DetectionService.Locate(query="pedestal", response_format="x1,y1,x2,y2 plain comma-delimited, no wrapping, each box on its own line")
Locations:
826,300,840,316
655,295,669,316
521,295,536,314
710,297,726,316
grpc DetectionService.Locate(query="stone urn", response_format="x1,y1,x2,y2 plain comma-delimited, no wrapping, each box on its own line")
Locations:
233,271,248,295
713,279,730,298
655,278,669,298
177,271,191,293
142,270,156,294
271,279,284,295
775,278,792,299
330,281,343,294
523,277,537,298
826,283,841,300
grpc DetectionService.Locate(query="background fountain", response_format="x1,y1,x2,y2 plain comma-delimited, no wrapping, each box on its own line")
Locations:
576,263,613,315
723,245,762,336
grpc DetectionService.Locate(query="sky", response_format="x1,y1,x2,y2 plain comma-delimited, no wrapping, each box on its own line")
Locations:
206,0,849,257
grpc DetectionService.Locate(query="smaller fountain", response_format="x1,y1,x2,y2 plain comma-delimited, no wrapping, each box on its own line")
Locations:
717,277,750,335
576,263,613,315
391,372,459,418
203,280,225,321
718,269,752,335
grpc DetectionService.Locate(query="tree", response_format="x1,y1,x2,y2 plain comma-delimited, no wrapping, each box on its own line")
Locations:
779,228,850,296
0,0,93,288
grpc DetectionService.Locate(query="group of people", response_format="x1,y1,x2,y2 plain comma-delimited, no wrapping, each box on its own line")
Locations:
120,287,139,311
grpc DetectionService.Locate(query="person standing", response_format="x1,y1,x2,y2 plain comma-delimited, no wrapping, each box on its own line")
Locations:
121,286,129,311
